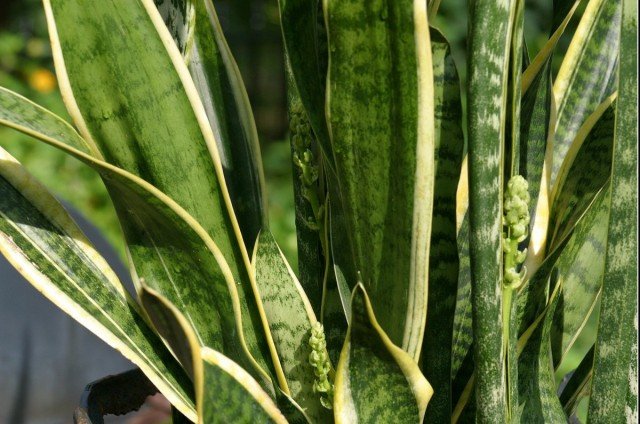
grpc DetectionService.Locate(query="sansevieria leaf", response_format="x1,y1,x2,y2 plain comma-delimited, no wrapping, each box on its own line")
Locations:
139,286,287,423
252,230,327,422
0,148,195,420
43,0,284,390
334,284,432,424
324,0,435,360
517,276,566,422
466,0,517,417
588,0,637,418
552,0,620,183
157,0,268,249
422,27,464,422
278,0,333,167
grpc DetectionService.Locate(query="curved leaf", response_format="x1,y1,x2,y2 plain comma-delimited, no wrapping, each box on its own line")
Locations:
252,230,327,422
517,277,566,422
334,285,432,424
139,286,287,423
551,183,610,369
422,27,464,422
157,0,267,249
43,0,285,391
187,0,267,249
588,0,638,418
552,0,620,183
549,98,615,249
324,0,435,360
278,0,333,167
0,89,277,394
0,148,195,420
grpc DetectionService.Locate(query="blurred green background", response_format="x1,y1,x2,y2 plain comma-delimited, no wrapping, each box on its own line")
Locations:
0,0,592,420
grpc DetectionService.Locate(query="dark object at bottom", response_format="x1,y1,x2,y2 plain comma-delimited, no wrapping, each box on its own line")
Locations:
72,368,189,423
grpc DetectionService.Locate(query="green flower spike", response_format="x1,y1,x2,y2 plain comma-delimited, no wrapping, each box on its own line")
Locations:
309,322,334,409
290,101,322,230
502,175,530,289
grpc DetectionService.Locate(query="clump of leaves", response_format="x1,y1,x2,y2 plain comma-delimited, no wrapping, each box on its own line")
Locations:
0,0,635,423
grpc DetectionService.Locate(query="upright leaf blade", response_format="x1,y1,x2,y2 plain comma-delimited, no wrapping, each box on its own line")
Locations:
588,0,637,418
0,148,195,420
324,0,435,359
552,0,621,183
252,230,327,422
43,0,284,390
278,0,333,167
334,285,432,424
517,279,566,422
466,0,516,418
422,27,464,422
178,0,268,248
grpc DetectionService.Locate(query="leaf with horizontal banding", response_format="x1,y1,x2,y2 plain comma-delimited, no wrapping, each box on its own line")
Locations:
466,0,516,417
324,0,435,360
549,99,615,250
137,285,287,424
451,212,472,382
252,230,328,422
517,275,566,422
334,284,432,424
551,0,620,184
421,27,464,423
0,89,277,395
0,148,195,420
519,60,553,232
42,0,284,391
278,0,333,167
551,183,611,370
588,0,637,419
156,0,267,249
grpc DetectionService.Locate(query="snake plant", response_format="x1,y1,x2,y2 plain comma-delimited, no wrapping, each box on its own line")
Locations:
0,0,636,422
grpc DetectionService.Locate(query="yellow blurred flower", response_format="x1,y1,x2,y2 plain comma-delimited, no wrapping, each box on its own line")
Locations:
28,68,57,93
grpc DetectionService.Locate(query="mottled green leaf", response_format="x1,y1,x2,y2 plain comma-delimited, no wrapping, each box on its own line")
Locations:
552,0,620,183
517,277,566,423
551,184,610,369
466,0,516,417
588,0,637,419
252,230,327,422
278,0,333,167
519,60,553,228
324,0,435,360
138,285,287,424
334,285,432,424
140,285,197,380
199,348,288,424
451,212,472,381
0,90,277,394
157,0,267,249
549,99,615,250
422,27,464,422
0,148,195,420
43,0,283,390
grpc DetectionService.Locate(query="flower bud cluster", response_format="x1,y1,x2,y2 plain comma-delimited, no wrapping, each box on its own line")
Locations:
309,322,333,409
502,175,530,288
